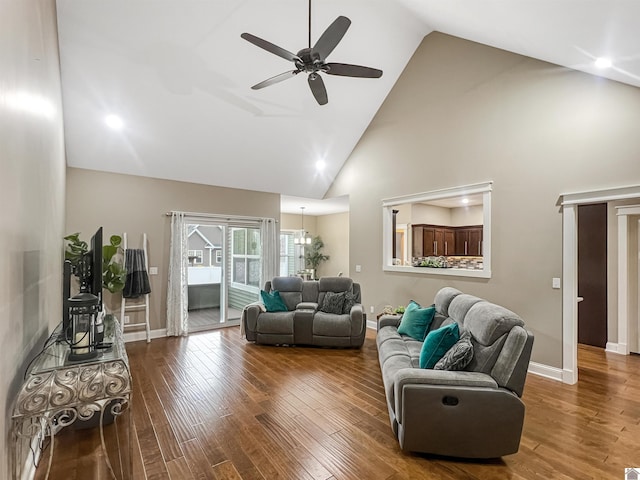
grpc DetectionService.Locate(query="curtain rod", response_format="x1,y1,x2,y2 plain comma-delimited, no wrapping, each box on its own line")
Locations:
165,210,277,223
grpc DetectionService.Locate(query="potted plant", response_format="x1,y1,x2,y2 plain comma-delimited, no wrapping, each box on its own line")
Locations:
64,233,127,294
304,235,330,280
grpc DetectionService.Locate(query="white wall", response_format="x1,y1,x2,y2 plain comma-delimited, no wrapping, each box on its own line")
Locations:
326,32,640,369
0,0,66,476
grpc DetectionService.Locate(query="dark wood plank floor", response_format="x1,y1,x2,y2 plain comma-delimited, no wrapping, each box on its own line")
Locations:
35,329,640,479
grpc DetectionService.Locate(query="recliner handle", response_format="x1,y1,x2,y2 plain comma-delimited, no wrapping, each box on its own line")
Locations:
442,395,459,406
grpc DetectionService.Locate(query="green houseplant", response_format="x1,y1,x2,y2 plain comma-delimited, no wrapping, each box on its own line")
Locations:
304,235,330,280
64,232,127,294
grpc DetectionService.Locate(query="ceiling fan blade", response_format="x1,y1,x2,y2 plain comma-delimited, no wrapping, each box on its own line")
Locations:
325,63,383,78
312,16,351,61
241,33,300,63
308,73,328,105
251,70,299,90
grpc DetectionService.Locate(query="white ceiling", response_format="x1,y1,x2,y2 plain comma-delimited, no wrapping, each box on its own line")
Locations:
56,0,640,213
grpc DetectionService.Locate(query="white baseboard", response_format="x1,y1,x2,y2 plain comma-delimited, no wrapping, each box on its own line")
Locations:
605,342,628,355
528,361,563,382
123,328,166,343
366,320,377,330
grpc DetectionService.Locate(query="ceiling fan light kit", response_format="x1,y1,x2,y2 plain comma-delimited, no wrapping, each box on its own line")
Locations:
241,2,382,105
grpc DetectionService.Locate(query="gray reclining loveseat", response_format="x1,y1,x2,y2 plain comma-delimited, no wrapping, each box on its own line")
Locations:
377,287,534,458
243,276,365,347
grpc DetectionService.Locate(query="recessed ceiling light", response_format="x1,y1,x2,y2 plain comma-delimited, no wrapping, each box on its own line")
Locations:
594,57,612,69
105,114,124,130
315,160,326,171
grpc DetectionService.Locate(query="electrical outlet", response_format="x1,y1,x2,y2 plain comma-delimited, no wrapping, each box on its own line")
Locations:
123,315,130,324
355,264,362,273
370,306,375,314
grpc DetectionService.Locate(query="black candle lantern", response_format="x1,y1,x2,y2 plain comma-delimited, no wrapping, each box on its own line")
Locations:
68,291,99,361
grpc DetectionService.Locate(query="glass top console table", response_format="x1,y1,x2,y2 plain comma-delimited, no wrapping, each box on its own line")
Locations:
11,316,132,480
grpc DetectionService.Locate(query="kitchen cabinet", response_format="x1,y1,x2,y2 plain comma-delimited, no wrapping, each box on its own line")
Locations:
412,225,457,257
455,226,483,256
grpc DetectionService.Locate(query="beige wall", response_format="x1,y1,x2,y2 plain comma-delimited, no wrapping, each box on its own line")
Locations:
316,213,350,278
411,204,452,225
451,205,483,226
326,32,640,369
281,212,317,236
0,0,66,476
65,168,280,331
280,212,348,278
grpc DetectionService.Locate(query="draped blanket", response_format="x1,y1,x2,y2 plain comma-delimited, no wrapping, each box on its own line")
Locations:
123,249,151,298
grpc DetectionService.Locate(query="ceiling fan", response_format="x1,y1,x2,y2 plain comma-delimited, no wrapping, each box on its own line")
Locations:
240,1,383,105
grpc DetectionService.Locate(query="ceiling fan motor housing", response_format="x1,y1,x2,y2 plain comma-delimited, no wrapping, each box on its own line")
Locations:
296,48,324,73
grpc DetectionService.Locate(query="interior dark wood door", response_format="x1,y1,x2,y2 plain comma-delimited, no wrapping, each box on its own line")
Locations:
577,203,608,348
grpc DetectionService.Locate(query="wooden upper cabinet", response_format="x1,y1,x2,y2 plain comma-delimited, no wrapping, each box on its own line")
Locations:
412,224,478,257
443,229,455,256
468,227,483,256
455,226,483,256
411,224,472,257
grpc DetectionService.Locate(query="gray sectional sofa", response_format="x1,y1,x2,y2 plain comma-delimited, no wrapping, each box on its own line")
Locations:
377,287,534,458
243,276,365,347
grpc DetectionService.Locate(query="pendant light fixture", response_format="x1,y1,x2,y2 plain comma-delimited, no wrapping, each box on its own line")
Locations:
294,207,312,245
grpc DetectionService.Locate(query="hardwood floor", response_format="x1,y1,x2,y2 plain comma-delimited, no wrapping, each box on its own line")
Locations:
35,330,640,479
188,307,242,332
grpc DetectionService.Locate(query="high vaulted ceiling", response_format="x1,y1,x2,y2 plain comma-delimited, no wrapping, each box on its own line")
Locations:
56,0,640,212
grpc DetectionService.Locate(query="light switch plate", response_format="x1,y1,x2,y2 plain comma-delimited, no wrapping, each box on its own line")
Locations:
552,277,561,289
149,267,158,275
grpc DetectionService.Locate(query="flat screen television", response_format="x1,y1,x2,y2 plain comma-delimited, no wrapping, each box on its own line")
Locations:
88,226,103,310
62,227,103,340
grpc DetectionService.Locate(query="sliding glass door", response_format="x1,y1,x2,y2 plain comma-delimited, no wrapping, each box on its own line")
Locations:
186,223,261,332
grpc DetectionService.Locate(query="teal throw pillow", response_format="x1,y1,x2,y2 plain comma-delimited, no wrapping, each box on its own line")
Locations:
419,322,460,369
397,301,436,341
260,290,288,312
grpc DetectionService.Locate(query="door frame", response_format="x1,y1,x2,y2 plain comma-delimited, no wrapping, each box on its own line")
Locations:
561,184,640,384
617,204,640,355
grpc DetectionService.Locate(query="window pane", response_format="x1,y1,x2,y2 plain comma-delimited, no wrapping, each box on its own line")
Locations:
248,259,261,287
233,229,246,255
247,229,261,256
233,258,246,284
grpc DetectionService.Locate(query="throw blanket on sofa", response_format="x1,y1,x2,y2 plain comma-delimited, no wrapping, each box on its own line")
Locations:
123,249,151,298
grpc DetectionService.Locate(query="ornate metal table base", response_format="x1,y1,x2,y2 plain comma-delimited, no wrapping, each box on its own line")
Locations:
12,320,132,480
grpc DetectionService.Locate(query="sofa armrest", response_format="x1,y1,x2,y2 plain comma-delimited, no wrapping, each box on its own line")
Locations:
394,368,498,424
378,314,402,329
395,368,498,389
296,302,318,311
349,304,365,336
243,303,263,339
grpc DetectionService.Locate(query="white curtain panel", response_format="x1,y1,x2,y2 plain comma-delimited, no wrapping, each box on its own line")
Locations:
260,218,277,289
167,212,188,336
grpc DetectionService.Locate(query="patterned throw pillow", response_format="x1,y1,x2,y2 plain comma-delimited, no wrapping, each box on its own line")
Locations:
320,291,346,314
434,330,474,371
342,289,358,314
